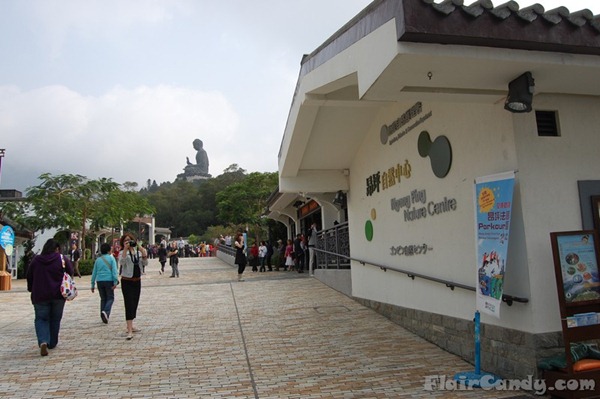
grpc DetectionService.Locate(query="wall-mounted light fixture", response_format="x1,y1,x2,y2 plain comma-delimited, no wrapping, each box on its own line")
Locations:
332,190,347,207
504,72,534,113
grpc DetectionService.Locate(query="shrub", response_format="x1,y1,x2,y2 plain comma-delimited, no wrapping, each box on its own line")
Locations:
16,239,36,279
78,259,94,276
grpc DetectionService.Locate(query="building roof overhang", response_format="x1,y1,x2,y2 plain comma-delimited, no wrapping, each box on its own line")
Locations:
274,0,600,216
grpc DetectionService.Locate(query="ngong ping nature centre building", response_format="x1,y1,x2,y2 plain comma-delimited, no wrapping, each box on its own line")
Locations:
264,0,600,386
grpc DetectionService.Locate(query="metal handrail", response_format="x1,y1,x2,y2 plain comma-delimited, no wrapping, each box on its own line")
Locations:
312,247,529,306
217,244,236,257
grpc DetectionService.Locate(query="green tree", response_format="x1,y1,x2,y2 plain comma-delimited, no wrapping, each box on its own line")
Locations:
187,234,200,245
216,172,278,241
6,173,154,258
143,164,248,237
93,184,155,240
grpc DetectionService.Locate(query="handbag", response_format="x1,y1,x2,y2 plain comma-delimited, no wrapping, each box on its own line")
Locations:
60,255,78,301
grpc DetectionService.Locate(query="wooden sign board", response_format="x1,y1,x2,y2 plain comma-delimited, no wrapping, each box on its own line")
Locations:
550,230,600,307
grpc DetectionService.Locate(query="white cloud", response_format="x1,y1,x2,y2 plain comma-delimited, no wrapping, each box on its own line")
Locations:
26,0,190,59
0,84,239,189
7,0,594,194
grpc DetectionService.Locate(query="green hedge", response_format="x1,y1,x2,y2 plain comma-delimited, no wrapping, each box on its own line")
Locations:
78,259,94,276
17,256,95,278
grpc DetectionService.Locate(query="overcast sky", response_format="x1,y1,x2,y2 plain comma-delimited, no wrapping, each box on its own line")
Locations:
1,0,598,192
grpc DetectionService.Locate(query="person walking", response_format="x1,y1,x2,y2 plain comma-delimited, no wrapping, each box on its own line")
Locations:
234,234,247,281
119,234,147,340
91,243,119,324
26,239,74,356
140,243,148,274
70,242,82,278
167,242,180,278
157,243,167,275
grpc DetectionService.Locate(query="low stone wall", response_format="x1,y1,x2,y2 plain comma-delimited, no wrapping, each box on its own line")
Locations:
314,269,352,297
217,249,235,266
218,252,563,380
354,298,563,380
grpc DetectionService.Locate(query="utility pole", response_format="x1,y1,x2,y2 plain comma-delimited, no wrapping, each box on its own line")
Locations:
0,149,5,187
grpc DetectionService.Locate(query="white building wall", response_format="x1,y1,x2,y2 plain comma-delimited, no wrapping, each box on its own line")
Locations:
348,100,543,332
512,94,600,333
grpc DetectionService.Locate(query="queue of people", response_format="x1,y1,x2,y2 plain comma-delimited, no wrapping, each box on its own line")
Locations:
144,240,216,259
235,231,315,274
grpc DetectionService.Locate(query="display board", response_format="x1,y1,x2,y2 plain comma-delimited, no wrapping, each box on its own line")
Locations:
551,231,600,306
547,230,600,398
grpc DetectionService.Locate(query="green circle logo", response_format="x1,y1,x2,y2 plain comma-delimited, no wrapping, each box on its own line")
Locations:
365,220,374,241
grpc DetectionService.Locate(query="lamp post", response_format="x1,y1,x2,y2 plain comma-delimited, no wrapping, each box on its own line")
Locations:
0,149,5,187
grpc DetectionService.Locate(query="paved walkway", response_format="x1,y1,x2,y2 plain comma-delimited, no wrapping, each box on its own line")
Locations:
0,257,537,398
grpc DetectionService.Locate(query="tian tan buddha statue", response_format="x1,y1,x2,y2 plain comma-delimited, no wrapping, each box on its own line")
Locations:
179,139,211,180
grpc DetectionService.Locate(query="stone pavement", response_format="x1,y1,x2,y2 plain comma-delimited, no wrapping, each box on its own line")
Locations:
0,257,538,398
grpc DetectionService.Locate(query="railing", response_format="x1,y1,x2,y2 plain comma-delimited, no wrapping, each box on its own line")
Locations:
357,258,528,306
312,222,528,306
217,244,236,257
316,222,350,269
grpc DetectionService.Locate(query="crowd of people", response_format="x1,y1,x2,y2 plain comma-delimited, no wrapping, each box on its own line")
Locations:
145,239,216,259
25,224,321,356
232,222,319,280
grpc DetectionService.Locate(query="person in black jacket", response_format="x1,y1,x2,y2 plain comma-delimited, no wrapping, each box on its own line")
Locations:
293,233,305,273
70,243,81,278
265,241,274,271
234,234,247,281
157,244,167,275
167,242,179,278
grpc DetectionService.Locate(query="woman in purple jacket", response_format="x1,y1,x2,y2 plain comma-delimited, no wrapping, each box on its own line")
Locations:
26,239,74,356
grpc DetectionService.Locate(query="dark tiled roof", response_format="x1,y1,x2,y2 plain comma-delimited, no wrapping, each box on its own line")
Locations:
414,0,600,52
300,0,600,77
430,0,598,30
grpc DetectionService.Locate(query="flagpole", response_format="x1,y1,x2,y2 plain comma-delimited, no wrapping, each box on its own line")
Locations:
453,311,500,387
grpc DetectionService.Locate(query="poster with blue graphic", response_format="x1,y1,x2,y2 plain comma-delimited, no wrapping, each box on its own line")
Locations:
0,225,15,256
554,232,600,304
474,171,515,318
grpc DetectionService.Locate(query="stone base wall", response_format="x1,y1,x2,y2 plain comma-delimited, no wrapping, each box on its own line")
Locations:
216,250,235,266
354,297,564,380
314,269,352,297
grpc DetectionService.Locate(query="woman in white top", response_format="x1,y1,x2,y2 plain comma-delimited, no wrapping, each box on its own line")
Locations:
118,233,147,340
258,241,268,272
